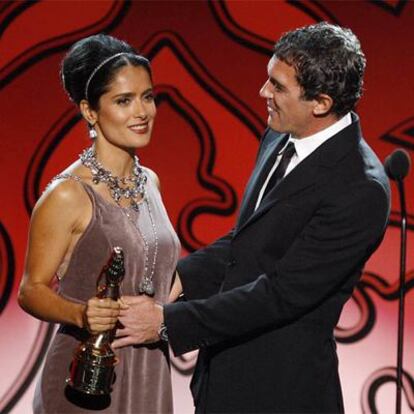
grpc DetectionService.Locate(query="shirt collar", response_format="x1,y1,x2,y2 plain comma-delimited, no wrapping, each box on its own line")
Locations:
288,112,352,162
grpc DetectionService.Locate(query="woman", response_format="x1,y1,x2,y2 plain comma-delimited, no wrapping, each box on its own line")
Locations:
18,34,180,413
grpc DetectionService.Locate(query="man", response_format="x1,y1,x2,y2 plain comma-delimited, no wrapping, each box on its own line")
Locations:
112,23,390,413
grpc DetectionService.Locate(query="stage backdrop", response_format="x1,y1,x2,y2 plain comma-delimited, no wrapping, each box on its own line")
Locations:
1,1,414,413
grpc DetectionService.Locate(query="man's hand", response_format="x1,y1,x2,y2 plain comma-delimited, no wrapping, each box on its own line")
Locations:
111,295,163,349
84,297,122,334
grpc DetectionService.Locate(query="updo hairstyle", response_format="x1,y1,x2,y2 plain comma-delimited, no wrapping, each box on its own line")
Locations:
60,34,151,110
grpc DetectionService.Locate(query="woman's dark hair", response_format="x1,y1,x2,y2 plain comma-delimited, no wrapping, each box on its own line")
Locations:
274,22,366,117
61,34,151,110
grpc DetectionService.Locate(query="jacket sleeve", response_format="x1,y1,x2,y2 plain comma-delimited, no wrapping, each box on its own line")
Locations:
165,179,390,356
177,229,234,300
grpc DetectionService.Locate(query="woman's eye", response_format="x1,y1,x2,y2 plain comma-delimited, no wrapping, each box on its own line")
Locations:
144,93,154,102
116,98,130,105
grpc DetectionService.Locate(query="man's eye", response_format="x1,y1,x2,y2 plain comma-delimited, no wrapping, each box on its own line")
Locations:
144,93,154,102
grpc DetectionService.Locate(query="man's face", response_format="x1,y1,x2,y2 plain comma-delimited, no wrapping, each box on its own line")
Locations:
259,56,315,138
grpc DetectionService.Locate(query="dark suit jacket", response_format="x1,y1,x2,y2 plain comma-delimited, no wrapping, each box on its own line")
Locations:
164,114,390,413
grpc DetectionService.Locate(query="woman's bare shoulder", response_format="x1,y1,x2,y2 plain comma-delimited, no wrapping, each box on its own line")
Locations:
34,161,91,219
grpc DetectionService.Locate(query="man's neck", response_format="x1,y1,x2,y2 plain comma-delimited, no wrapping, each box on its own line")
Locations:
295,113,341,140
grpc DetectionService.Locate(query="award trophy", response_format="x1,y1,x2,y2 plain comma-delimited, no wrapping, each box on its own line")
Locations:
67,246,125,395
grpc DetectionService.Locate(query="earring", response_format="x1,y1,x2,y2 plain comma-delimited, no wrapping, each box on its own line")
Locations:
88,124,97,139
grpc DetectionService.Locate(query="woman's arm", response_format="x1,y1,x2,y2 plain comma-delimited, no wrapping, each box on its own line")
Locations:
18,180,119,332
168,271,183,303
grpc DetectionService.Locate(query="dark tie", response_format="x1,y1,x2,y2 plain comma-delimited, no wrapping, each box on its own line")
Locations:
262,142,296,198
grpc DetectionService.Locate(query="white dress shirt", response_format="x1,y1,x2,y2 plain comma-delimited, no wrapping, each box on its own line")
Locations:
254,113,352,210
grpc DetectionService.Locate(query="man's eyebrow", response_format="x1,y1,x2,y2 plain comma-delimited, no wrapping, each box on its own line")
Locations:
269,77,285,90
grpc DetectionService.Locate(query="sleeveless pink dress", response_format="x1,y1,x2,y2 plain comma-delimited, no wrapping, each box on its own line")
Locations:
33,173,180,413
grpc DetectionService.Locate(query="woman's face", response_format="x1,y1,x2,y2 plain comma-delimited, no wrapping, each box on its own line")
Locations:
93,64,156,150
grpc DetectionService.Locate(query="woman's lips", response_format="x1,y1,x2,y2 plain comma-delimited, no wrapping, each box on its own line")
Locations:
129,123,149,134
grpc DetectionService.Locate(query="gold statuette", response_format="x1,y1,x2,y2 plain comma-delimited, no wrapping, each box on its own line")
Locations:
67,246,125,395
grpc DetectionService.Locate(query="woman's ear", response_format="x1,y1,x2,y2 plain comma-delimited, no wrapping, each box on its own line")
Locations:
79,99,98,126
313,94,334,116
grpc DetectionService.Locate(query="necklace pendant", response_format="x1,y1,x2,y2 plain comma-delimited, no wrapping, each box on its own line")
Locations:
112,188,122,202
131,199,141,211
138,279,155,296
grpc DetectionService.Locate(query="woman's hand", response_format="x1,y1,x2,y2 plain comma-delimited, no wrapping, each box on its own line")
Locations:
83,297,123,334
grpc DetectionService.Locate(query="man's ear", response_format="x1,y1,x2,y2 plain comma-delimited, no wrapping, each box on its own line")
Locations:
313,94,334,116
79,99,98,125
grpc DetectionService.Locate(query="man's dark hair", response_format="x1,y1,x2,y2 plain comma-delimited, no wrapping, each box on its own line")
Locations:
274,22,366,117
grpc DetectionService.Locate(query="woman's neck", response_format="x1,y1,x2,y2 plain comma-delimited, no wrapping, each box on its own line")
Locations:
93,140,136,178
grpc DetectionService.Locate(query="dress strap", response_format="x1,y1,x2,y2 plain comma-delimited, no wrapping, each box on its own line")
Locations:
52,173,82,182
45,173,83,193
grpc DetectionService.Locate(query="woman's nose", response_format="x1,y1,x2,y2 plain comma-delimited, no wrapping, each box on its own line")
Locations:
133,101,147,119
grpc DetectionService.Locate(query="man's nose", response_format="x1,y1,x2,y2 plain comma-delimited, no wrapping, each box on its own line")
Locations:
259,80,272,99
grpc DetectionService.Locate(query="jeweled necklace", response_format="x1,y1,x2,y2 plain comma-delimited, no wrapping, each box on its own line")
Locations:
80,146,158,296
80,147,146,211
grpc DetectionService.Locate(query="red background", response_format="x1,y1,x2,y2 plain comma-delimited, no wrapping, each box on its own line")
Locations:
1,1,414,412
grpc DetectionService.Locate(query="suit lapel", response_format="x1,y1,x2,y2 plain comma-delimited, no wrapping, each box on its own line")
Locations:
235,113,362,235
236,131,287,229
236,151,322,234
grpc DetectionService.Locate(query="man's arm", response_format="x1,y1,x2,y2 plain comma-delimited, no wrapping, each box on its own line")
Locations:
111,231,234,348
165,179,390,355
177,229,234,300
112,179,389,351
